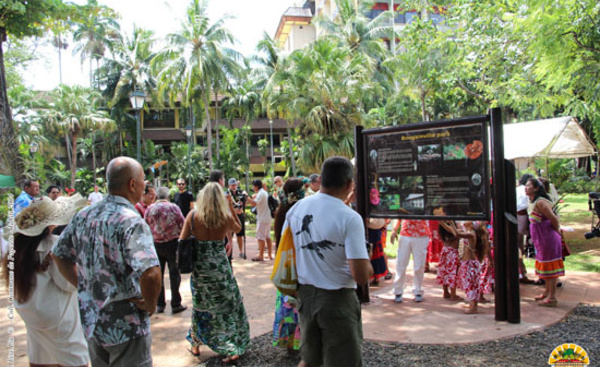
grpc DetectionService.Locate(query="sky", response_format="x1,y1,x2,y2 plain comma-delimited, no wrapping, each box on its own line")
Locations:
23,0,301,91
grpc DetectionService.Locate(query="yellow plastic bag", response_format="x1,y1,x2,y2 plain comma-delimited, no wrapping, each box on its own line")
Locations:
270,226,298,296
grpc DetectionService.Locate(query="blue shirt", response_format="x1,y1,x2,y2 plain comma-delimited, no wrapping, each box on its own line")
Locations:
13,191,34,216
52,195,159,347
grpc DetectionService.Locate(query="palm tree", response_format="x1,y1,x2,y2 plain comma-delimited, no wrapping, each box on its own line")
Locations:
98,26,157,107
222,81,261,190
315,0,394,62
39,85,116,188
254,32,298,176
152,0,239,170
264,38,379,171
72,0,121,88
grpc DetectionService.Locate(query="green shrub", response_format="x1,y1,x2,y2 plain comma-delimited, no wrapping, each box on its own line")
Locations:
560,176,600,193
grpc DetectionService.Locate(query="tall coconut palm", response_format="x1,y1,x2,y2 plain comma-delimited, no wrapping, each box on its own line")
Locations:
153,0,240,170
254,32,299,175
72,0,121,88
264,38,380,172
98,26,157,107
222,81,261,190
315,0,394,62
39,85,116,188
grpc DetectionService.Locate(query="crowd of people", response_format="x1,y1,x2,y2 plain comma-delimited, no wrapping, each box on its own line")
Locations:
5,157,567,366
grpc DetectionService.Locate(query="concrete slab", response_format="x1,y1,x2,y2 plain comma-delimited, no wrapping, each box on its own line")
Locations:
1,236,598,366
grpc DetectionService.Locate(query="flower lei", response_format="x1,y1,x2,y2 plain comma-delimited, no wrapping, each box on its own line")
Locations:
282,188,305,206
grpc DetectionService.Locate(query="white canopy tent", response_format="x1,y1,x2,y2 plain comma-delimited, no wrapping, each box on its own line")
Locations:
503,116,597,170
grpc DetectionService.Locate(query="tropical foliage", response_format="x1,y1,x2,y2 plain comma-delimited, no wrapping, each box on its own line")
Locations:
2,0,600,191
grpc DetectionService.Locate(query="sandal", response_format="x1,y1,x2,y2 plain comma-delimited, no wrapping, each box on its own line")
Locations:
519,278,535,284
384,272,393,280
534,294,547,301
188,346,200,357
251,257,264,262
533,279,545,285
222,355,240,363
538,299,557,307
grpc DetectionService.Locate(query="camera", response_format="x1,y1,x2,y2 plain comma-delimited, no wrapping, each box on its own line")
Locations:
584,228,600,240
585,192,600,239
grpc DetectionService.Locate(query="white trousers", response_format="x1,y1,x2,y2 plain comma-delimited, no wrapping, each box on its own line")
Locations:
393,236,429,296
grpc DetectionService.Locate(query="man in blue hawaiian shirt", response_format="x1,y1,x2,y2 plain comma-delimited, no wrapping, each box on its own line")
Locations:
52,157,161,367
13,179,39,215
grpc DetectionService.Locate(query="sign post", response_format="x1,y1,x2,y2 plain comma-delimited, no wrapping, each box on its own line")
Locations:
354,108,520,323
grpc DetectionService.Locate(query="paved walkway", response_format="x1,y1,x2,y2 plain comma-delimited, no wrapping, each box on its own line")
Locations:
1,236,598,366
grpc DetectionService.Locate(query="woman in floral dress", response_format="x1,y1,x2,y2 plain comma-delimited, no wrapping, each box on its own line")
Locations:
180,182,250,363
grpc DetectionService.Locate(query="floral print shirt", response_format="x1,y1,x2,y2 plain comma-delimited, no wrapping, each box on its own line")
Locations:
13,191,34,216
400,219,430,237
52,195,159,347
144,200,184,243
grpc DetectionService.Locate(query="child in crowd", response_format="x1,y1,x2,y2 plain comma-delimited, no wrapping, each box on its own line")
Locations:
457,221,489,314
478,225,493,303
436,221,462,301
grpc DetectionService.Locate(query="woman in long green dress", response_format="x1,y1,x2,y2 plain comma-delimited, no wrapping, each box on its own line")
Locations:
180,182,250,363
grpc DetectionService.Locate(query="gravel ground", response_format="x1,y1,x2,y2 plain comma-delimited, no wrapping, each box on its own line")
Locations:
196,303,599,366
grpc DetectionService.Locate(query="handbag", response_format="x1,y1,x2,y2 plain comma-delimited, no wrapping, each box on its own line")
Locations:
270,226,298,296
178,211,196,274
560,232,571,257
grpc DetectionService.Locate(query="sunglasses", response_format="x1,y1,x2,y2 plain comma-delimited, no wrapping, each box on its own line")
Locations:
177,183,185,186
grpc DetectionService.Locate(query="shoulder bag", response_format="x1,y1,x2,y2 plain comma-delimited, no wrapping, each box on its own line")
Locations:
270,226,298,296
178,211,196,274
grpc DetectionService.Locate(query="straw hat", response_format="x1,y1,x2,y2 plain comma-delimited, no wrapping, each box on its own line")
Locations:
14,194,86,237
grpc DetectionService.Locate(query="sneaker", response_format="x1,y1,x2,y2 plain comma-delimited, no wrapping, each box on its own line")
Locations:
172,305,188,314
239,252,245,259
414,294,424,302
156,306,165,314
394,294,403,303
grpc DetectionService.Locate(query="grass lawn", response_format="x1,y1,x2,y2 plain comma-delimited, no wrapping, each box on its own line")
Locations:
383,193,600,274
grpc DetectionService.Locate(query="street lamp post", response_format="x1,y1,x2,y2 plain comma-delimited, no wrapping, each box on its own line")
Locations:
129,90,146,163
269,119,275,177
185,125,193,191
29,141,39,177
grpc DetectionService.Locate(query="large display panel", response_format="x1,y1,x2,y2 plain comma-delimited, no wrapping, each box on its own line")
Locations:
362,119,490,220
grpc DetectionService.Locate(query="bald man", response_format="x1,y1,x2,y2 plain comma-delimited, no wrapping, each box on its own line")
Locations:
53,157,161,367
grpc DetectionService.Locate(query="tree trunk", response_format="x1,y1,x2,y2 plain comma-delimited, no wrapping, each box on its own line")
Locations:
287,126,297,176
0,30,24,186
215,91,220,165
420,91,427,121
244,128,250,193
92,139,97,185
70,131,78,189
202,88,213,170
57,35,63,84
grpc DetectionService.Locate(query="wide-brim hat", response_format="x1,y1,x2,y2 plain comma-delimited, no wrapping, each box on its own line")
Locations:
14,193,86,237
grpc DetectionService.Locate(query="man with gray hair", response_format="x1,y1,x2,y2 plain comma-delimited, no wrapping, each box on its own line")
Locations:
306,173,321,197
52,156,161,367
285,156,372,367
144,186,187,314
516,173,535,283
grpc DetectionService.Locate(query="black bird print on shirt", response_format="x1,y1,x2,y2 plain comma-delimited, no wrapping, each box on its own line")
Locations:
296,214,343,260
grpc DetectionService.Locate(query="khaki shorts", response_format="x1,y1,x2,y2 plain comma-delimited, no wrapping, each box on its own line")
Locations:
298,284,363,367
256,222,271,241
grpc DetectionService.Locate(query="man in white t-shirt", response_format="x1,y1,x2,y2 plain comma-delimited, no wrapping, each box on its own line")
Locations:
284,156,372,367
87,185,103,206
247,179,273,261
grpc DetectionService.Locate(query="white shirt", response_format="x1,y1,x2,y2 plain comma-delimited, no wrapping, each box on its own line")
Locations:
88,192,103,206
285,192,369,290
516,185,528,212
255,188,272,224
15,235,88,364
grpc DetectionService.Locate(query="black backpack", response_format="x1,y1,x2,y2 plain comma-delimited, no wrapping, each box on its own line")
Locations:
268,195,279,218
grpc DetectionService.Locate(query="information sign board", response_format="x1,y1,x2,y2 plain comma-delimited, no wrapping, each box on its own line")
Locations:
361,118,490,220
